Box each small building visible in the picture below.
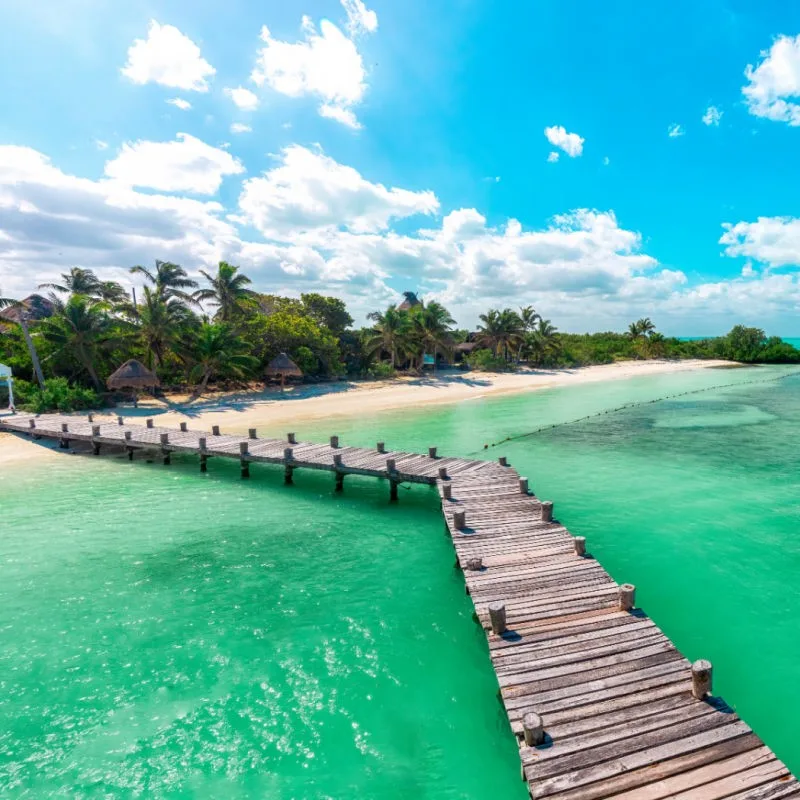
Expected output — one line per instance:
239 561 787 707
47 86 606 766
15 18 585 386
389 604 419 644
0 363 15 412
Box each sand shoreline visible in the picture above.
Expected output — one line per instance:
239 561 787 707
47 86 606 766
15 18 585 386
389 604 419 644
0 359 733 467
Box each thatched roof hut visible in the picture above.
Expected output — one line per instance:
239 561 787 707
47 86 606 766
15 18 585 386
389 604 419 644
0 294 54 327
107 359 160 390
265 353 302 390
397 291 421 312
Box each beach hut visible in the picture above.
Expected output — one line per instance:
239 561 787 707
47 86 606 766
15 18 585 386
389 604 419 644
0 363 15 412
266 352 303 391
107 359 159 407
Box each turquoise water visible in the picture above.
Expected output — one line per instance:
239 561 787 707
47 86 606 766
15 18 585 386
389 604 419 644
2 363 800 795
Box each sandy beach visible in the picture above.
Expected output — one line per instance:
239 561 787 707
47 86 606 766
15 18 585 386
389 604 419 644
0 359 732 467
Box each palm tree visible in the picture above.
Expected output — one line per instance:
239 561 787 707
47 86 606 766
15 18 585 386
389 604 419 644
526 319 560 366
647 331 666 359
519 306 540 332
130 260 198 304
410 300 455 373
477 308 524 361
38 267 102 297
127 286 195 368
194 262 257 323
187 323 259 398
0 296 46 388
627 318 658 358
38 295 116 390
365 306 411 368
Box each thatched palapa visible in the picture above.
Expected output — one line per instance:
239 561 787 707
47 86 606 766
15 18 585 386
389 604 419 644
107 359 160 390
265 352 302 390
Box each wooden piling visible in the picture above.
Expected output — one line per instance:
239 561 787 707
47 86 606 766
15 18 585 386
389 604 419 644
386 458 396 473
618 583 636 611
249 428 257 439
199 436 207 472
442 483 452 500
498 456 508 466
60 422 69 449
124 430 133 460
160 433 170 465
692 659 713 699
438 466 448 480
284 447 294 484
240 442 250 478
389 480 398 502
180 422 188 432
287 432 296 444
87 413 94 423
212 425 220 436
429 446 437 459
117 416 124 426
465 556 482 571
453 510 466 530
522 712 545 747
146 419 154 428
488 601 507 635
377 441 385 453
28 419 35 429
574 536 586 556
330 435 339 448
540 501 553 522
519 476 529 494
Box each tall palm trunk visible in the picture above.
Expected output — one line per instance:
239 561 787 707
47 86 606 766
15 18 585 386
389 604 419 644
18 316 45 388
77 343 102 391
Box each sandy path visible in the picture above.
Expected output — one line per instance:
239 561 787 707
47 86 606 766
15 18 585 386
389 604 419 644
0 360 732 466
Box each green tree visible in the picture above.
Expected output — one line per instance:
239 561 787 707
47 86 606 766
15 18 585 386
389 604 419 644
410 300 455 372
38 267 103 298
722 325 766 362
0 296 46 387
128 286 196 368
301 293 354 335
130 260 198 304
195 262 257 323
365 306 412 368
477 308 524 360
187 323 259 397
526 318 560 366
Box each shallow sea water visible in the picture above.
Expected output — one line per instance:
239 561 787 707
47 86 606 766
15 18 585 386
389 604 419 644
2 363 799 796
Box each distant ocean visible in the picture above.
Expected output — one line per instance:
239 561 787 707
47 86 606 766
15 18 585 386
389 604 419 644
682 336 800 348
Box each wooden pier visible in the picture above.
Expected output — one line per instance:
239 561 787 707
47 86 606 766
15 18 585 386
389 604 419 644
2 412 797 799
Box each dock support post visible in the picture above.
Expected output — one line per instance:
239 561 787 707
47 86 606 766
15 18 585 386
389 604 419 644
429 446 437 459
330 435 339 449
146 419 154 429
522 712 545 746
333 453 344 491
284 447 294 484
59 422 69 449
692 660 713 699
465 557 483 571
248 429 257 440
87 413 94 423
540 501 553 522
489 602 507 635
574 536 586 556
619 583 636 611
199 437 207 472
498 456 508 466
438 466 448 480
287 432 296 444
390 480 398 502
377 441 385 453
159 433 171 465
453 510 466 530
212 425 220 436
92 425 101 455
239 441 250 478
180 422 188 432
519 477 529 494
117 416 124 426
124 430 133 460
442 483 452 500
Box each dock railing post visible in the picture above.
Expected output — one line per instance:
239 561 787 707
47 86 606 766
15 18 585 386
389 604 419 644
574 536 586 556
91 425 101 455
438 466 448 480
333 453 344 491
522 712 545 747
442 483 452 500
118 416 124 426
284 447 294 484
124 430 133 460
198 436 208 472
377 441 385 453
489 602 507 635
386 458 398 501
498 456 508 466
330 435 339 449
287 433 296 444
146 419 154 429
60 422 69 449
519 477 529 494
692 660 713 699
160 432 171 465
453 510 466 530
429 446 437 459
212 425 220 436
540 501 553 522
239 441 250 478
87 413 94 423
618 583 636 611
248 429 257 440
180 422 188 432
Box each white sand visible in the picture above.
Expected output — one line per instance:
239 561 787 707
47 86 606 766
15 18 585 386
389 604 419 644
0 359 731 466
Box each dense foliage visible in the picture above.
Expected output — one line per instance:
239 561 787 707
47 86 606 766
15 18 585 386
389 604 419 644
1 265 799 412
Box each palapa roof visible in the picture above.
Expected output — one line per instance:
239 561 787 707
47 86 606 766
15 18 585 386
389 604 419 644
265 352 303 377
0 294 55 324
107 359 160 390
397 291 421 312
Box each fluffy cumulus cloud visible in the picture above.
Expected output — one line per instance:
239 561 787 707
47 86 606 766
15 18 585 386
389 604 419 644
121 21 215 92
667 123 685 138
702 105 722 126
238 145 439 239
544 126 584 157
224 86 259 110
341 0 378 36
104 133 244 194
743 35 800 125
720 216 800 268
251 17 367 128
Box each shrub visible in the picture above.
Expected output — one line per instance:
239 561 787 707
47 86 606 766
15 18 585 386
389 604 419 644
466 348 515 372
366 361 396 379
14 377 101 413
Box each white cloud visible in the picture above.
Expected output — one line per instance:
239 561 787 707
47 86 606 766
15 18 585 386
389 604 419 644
230 123 252 134
121 20 215 92
743 35 800 125
702 105 722 126
167 97 192 110
544 126 584 157
603 156 610 166
547 151 559 163
341 0 378 36
94 140 109 151
224 86 259 110
251 19 366 128
238 145 439 239
668 123 685 138
720 216 800 268
104 133 244 194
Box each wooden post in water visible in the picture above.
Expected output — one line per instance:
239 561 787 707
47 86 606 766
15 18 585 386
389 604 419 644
377 441 385 453
522 712 545 746
124 430 133 460
160 432 171 465
248 429 257 440
333 453 344 491
146 419 154 429
519 477 529 494
453 510 466 530
386 458 398 501
212 425 220 436
284 447 294 484
489 601 507 635
92 425 101 456
198 436 208 472
619 583 636 611
429 446 437 459
442 483 452 500
287 432 296 444
498 456 508 466
60 422 69 449
180 422 188 432
574 536 586 556
692 659 713 699
239 441 250 478
438 466 448 480
540 501 553 522
330 435 339 449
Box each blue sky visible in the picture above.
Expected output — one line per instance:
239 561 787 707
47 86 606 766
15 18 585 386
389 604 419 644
2 0 800 333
